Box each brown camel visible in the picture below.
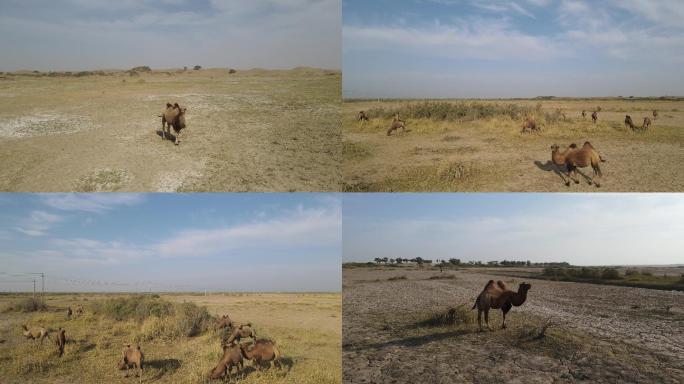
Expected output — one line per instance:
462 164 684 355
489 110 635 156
551 142 605 187
624 115 636 130
591 111 598 123
652 110 658 120
386 114 406 136
581 110 586 119
521 117 540 134
472 280 531 331
642 116 652 131
357 111 369 121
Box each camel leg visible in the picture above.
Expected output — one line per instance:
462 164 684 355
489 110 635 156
484 309 491 331
477 309 483 331
502 303 512 329
567 166 579 184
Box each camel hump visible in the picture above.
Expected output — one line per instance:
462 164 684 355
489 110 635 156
496 280 508 290
484 279 495 290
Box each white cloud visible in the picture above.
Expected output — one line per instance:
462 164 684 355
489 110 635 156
344 18 565 61
40 194 145 213
155 204 341 258
14 210 63 237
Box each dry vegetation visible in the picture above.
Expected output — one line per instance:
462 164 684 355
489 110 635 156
0 292 341 383
343 98 684 191
0 67 341 192
343 266 684 383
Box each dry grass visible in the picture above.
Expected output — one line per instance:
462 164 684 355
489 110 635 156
0 68 341 192
343 98 684 191
0 293 341 384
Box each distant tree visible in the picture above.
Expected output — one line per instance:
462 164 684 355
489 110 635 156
193 65 202 70
382 257 389 264
183 66 188 71
374 258 381 264
228 68 237 74
389 258 395 264
395 258 403 264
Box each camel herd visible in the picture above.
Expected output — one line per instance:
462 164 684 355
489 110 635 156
17 306 284 382
357 107 659 137
210 314 283 382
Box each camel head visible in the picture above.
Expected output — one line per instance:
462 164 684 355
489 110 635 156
518 282 531 293
550 144 560 152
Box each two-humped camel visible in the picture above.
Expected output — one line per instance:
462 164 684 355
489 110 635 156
472 280 531 331
551 142 605 187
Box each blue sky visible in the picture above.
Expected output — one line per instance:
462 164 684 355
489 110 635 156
343 193 684 266
0 194 341 292
343 0 684 98
0 0 340 71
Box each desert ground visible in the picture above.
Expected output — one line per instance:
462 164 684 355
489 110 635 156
342 267 684 383
0 292 341 383
343 99 684 191
0 68 340 192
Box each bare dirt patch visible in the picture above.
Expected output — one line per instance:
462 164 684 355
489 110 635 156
0 69 340 192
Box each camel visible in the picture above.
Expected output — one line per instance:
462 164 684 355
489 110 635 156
215 314 234 331
521 117 541 134
472 280 531 331
209 342 243 381
551 142 605 187
624 115 636 130
118 344 144 382
357 111 369 122
160 103 187 145
22 325 50 344
642 116 651 131
386 114 406 136
239 339 282 370
652 109 658 120
591 111 598 123
581 110 586 119
56 328 66 357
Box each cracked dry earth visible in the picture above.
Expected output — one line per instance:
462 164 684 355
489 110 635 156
343 268 684 383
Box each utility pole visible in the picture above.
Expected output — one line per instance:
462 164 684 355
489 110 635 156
41 273 44 303
33 279 36 299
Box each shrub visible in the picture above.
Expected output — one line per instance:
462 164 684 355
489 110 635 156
416 305 473 327
3 297 48 313
387 275 407 281
193 65 202 70
365 101 536 122
228 68 237 74
600 268 620 280
92 295 173 322
95 295 213 340
130 66 151 72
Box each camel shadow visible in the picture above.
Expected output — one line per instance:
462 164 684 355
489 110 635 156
146 358 181 381
238 358 293 379
534 160 570 185
348 329 471 352
155 130 177 141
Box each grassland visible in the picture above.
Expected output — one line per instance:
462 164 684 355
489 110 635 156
0 67 341 192
0 292 341 383
343 98 684 191
343 267 684 383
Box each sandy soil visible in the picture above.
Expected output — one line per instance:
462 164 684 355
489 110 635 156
0 68 341 192
342 268 684 383
343 99 684 192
